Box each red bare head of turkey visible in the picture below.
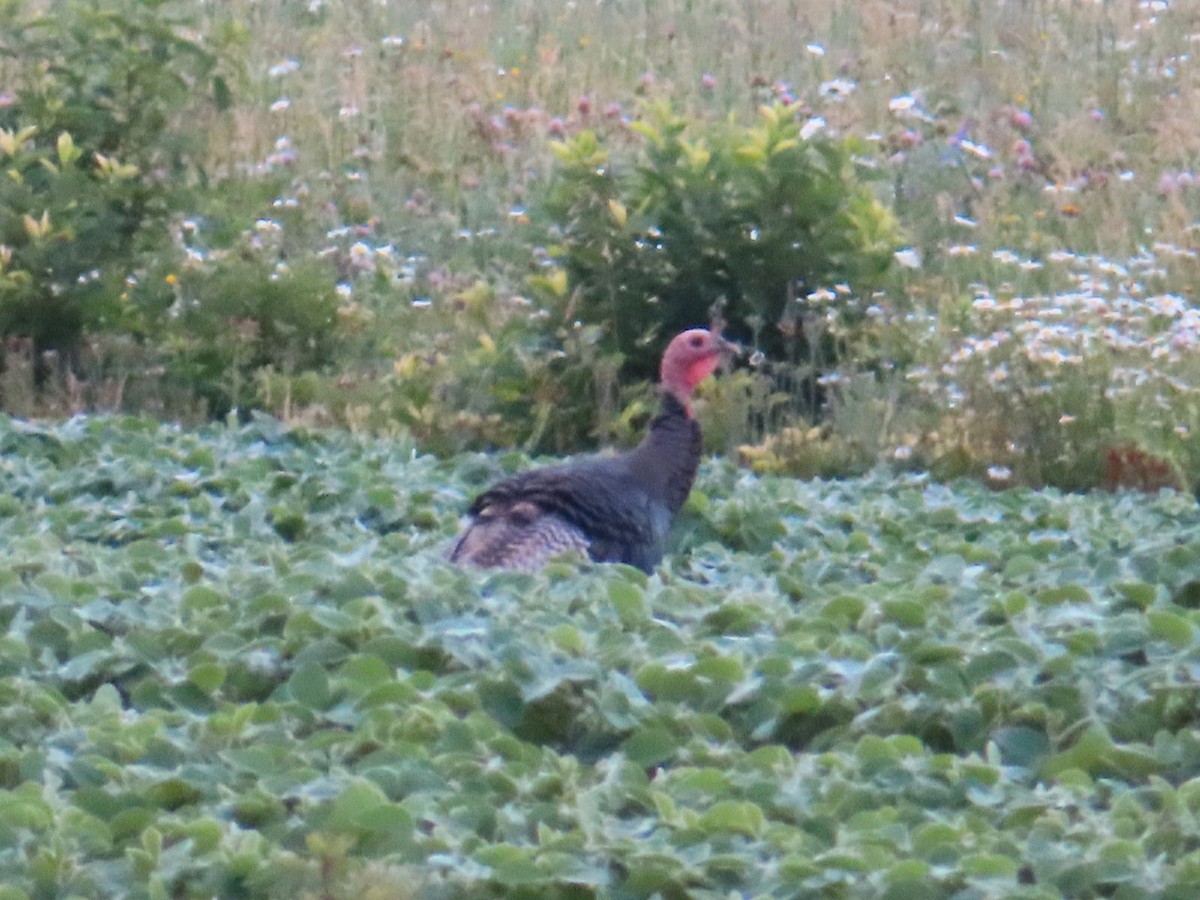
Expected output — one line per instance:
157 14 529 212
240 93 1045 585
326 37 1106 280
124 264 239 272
659 328 734 411
448 327 735 574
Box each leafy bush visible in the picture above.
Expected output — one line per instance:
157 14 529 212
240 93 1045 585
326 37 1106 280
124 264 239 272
0 128 142 377
541 102 900 379
260 277 620 455
162 257 342 417
0 0 233 383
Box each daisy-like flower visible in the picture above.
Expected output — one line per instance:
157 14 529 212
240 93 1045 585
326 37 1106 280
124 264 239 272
800 117 826 140
958 138 992 160
268 58 300 77
348 241 375 274
820 78 856 99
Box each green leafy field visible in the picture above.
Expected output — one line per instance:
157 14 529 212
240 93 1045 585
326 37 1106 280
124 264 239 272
3 415 1200 898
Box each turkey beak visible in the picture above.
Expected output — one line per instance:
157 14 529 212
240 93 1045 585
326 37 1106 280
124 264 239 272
714 334 741 360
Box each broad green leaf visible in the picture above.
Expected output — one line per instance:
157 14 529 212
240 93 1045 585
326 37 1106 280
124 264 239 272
882 598 926 627
188 662 226 694
1148 610 1193 648
608 580 645 624
548 623 586 655
1002 554 1039 579
1037 583 1091 605
622 727 679 767
473 843 542 886
1115 581 1158 609
697 800 765 838
1042 725 1164 780
288 663 332 709
182 586 227 614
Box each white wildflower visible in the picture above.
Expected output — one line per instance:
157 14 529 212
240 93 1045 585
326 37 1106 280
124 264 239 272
268 58 300 77
820 78 856 99
959 139 992 160
800 117 826 140
348 241 376 273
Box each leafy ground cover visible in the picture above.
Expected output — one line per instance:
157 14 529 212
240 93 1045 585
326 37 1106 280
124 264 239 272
3 415 1200 897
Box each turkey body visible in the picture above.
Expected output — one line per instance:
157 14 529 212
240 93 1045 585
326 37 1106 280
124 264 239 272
449 392 702 573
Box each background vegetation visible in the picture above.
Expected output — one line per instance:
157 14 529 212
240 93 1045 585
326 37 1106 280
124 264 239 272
6 3 1200 897
2 0 1200 489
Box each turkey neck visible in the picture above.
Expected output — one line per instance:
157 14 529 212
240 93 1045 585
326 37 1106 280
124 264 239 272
625 390 702 514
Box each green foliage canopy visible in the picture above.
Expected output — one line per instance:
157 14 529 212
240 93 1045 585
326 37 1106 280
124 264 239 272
542 102 900 377
0 0 233 362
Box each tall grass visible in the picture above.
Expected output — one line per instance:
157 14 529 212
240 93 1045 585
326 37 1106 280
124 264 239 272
9 0 1200 485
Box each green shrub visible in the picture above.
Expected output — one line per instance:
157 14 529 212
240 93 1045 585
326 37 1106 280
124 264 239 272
540 101 900 380
0 128 142 376
161 257 341 417
269 295 615 456
0 0 234 384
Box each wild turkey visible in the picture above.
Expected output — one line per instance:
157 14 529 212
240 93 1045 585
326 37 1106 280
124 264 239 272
448 328 733 573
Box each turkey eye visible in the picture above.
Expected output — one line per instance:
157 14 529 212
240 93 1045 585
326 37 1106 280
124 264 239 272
689 335 704 348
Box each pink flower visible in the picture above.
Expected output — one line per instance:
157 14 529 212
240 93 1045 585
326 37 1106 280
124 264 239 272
577 96 591 116
1011 138 1037 170
700 73 717 90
